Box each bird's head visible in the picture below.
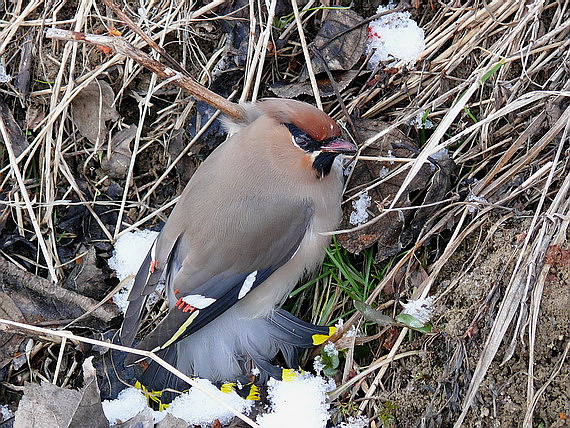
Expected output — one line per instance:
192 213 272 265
240 99 358 179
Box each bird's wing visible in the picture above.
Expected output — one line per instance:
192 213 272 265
120 199 314 352
120 232 181 347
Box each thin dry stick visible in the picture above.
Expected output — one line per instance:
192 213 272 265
330 350 423 400
116 197 179 239
114 68 158 238
0 256 120 322
0 113 58 282
239 0 257 103
64 276 132 329
454 139 569 427
189 0 226 19
100 0 189 76
525 124 569 418
291 0 322 110
0 318 260 428
43 0 93 275
388 73 481 209
45 29 245 120
52 336 67 385
251 0 278 101
523 340 570 427
58 157 114 242
0 0 42 55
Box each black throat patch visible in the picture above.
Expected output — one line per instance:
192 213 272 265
312 152 338 178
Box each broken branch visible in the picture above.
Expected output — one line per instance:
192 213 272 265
45 28 246 121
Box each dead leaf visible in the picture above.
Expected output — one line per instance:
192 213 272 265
64 246 108 300
303 9 367 77
155 413 190 428
101 124 136 179
545 245 570 267
14 357 108 428
0 292 26 369
0 95 28 157
71 79 119 145
354 300 394 326
25 105 46 129
269 70 358 99
115 408 154 428
0 256 120 324
338 119 455 262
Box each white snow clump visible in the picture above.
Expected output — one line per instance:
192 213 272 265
366 4 425 68
108 229 159 312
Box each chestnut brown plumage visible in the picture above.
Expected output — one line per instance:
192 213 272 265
120 99 356 400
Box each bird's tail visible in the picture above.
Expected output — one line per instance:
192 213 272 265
136 345 186 406
263 308 336 377
132 307 335 404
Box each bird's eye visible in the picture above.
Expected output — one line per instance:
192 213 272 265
284 123 320 152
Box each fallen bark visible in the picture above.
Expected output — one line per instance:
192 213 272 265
0 257 120 323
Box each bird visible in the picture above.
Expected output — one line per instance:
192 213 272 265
120 98 357 402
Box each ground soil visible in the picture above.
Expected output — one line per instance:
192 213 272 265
381 218 569 427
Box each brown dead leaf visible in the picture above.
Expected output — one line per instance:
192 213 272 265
115 408 155 427
545 245 570 267
14 357 108 428
101 124 136 179
305 9 367 76
338 119 455 262
71 79 120 145
155 413 190 428
0 95 28 157
64 246 108 300
0 292 26 369
269 70 358 99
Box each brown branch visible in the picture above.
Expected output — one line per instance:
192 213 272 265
100 0 190 77
0 257 120 323
45 28 246 121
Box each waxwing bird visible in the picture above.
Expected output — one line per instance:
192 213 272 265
120 98 357 400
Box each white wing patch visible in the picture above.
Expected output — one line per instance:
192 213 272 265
238 271 257 299
181 294 216 309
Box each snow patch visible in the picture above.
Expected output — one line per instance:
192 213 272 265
467 194 488 213
105 373 341 428
410 111 434 129
336 415 369 428
102 387 148 425
167 378 253 427
367 4 425 68
0 64 11 83
349 192 372 226
108 230 159 313
257 373 336 428
0 404 13 423
401 296 435 325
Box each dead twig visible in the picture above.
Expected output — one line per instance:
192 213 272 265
45 29 246 121
0 257 120 323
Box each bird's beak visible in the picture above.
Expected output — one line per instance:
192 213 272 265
320 137 358 155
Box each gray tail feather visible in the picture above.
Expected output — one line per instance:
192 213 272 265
268 308 330 347
261 308 331 379
134 308 331 399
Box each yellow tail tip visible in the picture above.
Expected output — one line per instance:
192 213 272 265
246 384 260 401
281 369 298 382
134 381 168 409
312 326 337 345
220 382 237 393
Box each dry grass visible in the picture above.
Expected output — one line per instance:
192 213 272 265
0 0 568 426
